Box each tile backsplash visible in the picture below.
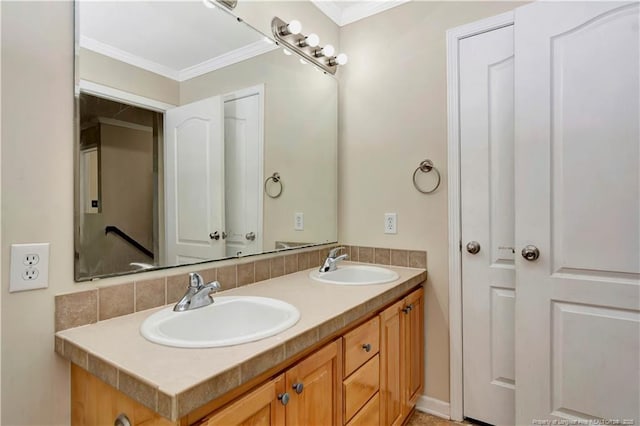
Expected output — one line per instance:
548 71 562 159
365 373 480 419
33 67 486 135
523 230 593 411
55 244 427 332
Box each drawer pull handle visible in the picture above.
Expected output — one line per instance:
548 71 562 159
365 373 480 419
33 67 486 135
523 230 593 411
114 414 131 426
278 392 290 405
362 343 372 352
292 382 304 394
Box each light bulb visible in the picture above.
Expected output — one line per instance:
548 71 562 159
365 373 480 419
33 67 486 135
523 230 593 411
283 48 292 56
321 44 335 57
202 0 216 8
336 53 348 65
299 58 308 65
306 33 320 47
287 20 302 35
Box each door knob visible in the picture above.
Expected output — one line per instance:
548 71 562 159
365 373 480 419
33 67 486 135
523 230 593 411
521 245 540 261
210 231 220 240
466 241 481 254
221 231 227 240
245 232 256 241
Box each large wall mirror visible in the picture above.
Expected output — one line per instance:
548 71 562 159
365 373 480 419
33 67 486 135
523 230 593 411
74 1 338 281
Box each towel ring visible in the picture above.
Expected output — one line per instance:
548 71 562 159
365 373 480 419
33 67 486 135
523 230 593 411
264 172 283 198
412 159 441 194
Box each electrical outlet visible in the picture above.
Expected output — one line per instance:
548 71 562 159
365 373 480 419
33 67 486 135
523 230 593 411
294 212 304 231
384 213 397 234
10 243 50 292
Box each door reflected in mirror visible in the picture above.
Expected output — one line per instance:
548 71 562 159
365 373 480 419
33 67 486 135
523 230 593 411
75 1 338 281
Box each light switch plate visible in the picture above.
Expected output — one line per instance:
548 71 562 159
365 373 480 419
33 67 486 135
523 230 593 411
10 243 50 292
294 212 304 231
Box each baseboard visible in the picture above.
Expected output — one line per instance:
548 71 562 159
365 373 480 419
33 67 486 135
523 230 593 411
415 395 451 420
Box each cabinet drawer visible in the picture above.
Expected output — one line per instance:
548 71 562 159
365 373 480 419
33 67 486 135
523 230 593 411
346 392 380 426
343 354 379 422
343 316 379 376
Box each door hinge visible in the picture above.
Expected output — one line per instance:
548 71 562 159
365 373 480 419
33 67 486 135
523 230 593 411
459 240 462 251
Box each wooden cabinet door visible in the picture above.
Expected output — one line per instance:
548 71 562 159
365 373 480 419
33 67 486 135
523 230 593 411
285 340 342 426
379 299 404 426
404 287 424 411
200 375 285 426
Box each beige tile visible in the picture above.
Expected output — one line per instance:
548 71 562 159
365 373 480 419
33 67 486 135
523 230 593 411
270 256 284 278
55 289 98 332
63 341 88 369
350 246 359 262
217 265 237 289
88 354 118 388
167 273 188 304
200 268 217 284
254 259 270 282
119 370 158 411
297 252 310 271
157 392 174 421
409 251 427 269
342 303 369 327
177 367 241 417
240 345 286 382
54 336 64 356
284 254 298 274
374 248 391 265
318 316 345 341
237 262 255 287
390 249 409 267
285 328 319 358
135 278 166 312
98 283 134 321
358 246 374 263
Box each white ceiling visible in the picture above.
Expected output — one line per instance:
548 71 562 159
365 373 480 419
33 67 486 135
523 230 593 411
310 0 410 27
79 1 276 82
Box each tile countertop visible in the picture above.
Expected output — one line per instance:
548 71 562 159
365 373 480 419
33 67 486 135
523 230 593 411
55 262 426 421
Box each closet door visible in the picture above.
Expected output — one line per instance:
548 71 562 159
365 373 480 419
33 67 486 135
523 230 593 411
515 2 639 424
460 24 515 426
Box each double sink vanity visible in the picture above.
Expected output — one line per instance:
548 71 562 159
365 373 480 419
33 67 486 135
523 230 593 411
56 256 426 426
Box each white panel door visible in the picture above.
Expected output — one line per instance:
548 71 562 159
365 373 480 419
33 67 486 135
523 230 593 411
460 24 516 426
515 2 640 424
223 89 263 258
165 96 225 264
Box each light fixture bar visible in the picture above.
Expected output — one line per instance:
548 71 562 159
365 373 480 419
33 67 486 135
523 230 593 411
271 17 341 75
216 0 237 10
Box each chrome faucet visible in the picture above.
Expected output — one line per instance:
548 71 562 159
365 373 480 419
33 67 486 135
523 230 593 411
173 272 221 312
319 247 348 273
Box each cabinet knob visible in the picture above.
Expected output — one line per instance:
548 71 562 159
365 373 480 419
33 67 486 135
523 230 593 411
362 343 372 352
277 392 290 406
292 382 304 394
114 414 131 426
402 304 413 314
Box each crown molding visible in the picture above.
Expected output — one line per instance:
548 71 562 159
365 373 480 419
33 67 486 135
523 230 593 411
80 36 277 83
80 36 179 81
310 0 410 27
178 40 277 82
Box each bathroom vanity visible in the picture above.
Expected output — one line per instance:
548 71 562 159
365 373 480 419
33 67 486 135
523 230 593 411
57 264 425 426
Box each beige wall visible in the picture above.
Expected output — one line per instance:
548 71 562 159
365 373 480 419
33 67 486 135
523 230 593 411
80 48 179 106
338 1 524 403
180 50 338 251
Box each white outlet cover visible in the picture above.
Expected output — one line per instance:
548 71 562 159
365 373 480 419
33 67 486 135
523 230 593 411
294 212 304 231
384 213 397 234
10 243 50 292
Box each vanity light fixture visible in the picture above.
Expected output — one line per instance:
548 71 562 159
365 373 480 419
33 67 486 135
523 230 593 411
203 0 238 10
202 0 217 9
271 16 347 75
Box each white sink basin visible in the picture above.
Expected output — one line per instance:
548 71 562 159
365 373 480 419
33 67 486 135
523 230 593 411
309 265 399 285
140 296 300 348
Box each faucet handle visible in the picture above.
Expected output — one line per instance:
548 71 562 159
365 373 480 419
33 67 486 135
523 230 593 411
189 272 204 289
328 246 346 258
